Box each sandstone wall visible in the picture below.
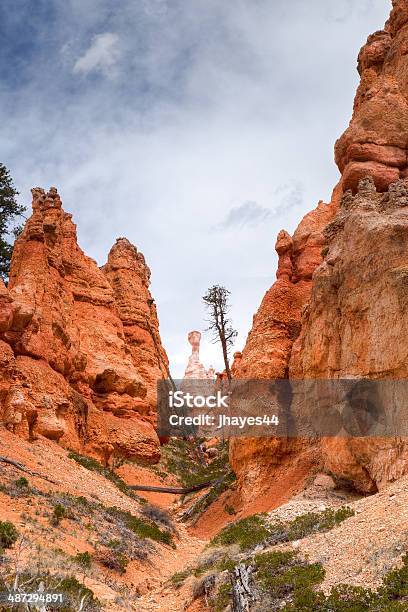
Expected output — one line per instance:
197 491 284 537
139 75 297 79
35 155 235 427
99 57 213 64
231 0 408 499
291 177 408 492
335 0 408 193
230 189 340 501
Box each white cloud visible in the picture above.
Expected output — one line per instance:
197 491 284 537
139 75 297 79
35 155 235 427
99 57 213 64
216 201 273 231
73 32 120 77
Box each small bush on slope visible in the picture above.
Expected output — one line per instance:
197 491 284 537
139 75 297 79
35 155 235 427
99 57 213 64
140 503 174 530
68 451 145 502
211 514 271 550
211 507 355 551
106 505 174 547
51 503 67 525
160 439 234 489
0 521 18 549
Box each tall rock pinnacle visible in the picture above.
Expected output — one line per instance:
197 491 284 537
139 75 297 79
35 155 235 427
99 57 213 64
102 237 169 410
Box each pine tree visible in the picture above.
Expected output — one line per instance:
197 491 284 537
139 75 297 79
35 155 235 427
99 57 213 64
0 164 25 281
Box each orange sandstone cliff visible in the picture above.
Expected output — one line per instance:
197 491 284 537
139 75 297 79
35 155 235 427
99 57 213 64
230 190 341 503
231 0 408 502
0 187 167 465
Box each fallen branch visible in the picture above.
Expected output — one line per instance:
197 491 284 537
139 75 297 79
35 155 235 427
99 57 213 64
0 455 58 485
129 477 224 495
180 486 218 523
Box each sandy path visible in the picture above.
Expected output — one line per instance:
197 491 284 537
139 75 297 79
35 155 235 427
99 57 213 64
136 521 207 612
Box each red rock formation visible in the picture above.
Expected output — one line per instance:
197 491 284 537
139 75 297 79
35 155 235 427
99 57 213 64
102 237 169 411
335 0 408 193
231 0 408 499
234 196 338 381
0 187 164 464
230 188 341 501
291 177 408 491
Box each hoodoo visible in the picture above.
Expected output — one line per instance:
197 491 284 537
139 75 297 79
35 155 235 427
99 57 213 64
0 187 167 464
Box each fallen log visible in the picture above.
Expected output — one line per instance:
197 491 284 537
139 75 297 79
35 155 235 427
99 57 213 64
0 455 58 485
129 476 224 495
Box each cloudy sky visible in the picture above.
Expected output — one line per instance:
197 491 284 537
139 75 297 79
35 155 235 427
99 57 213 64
0 0 391 376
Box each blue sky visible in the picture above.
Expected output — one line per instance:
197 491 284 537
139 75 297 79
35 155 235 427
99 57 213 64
0 0 392 376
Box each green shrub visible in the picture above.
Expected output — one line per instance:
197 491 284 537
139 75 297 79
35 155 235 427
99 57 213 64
106 506 174 546
51 503 67 525
312 584 379 612
204 530 408 611
211 507 355 552
170 569 192 588
194 555 236 578
380 551 408 600
272 551 408 611
161 439 234 489
72 551 92 570
0 521 18 549
98 549 129 574
287 507 355 541
214 582 232 612
15 477 29 488
211 514 270 550
254 550 324 601
59 576 99 610
126 513 174 546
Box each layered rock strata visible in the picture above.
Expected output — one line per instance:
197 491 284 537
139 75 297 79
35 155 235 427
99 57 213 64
291 177 408 492
335 0 408 193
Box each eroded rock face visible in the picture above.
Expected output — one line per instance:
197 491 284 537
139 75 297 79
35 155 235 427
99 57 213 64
230 190 340 501
335 0 408 193
0 187 164 464
234 196 339 382
291 177 408 491
102 237 169 412
231 0 408 499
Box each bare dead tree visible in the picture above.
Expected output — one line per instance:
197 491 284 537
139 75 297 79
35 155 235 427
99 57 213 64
202 285 237 382
230 563 257 611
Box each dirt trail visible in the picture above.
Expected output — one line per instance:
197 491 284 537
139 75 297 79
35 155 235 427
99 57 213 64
136 521 207 612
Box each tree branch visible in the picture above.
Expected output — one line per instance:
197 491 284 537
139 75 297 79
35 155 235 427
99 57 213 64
0 456 58 485
129 477 224 495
